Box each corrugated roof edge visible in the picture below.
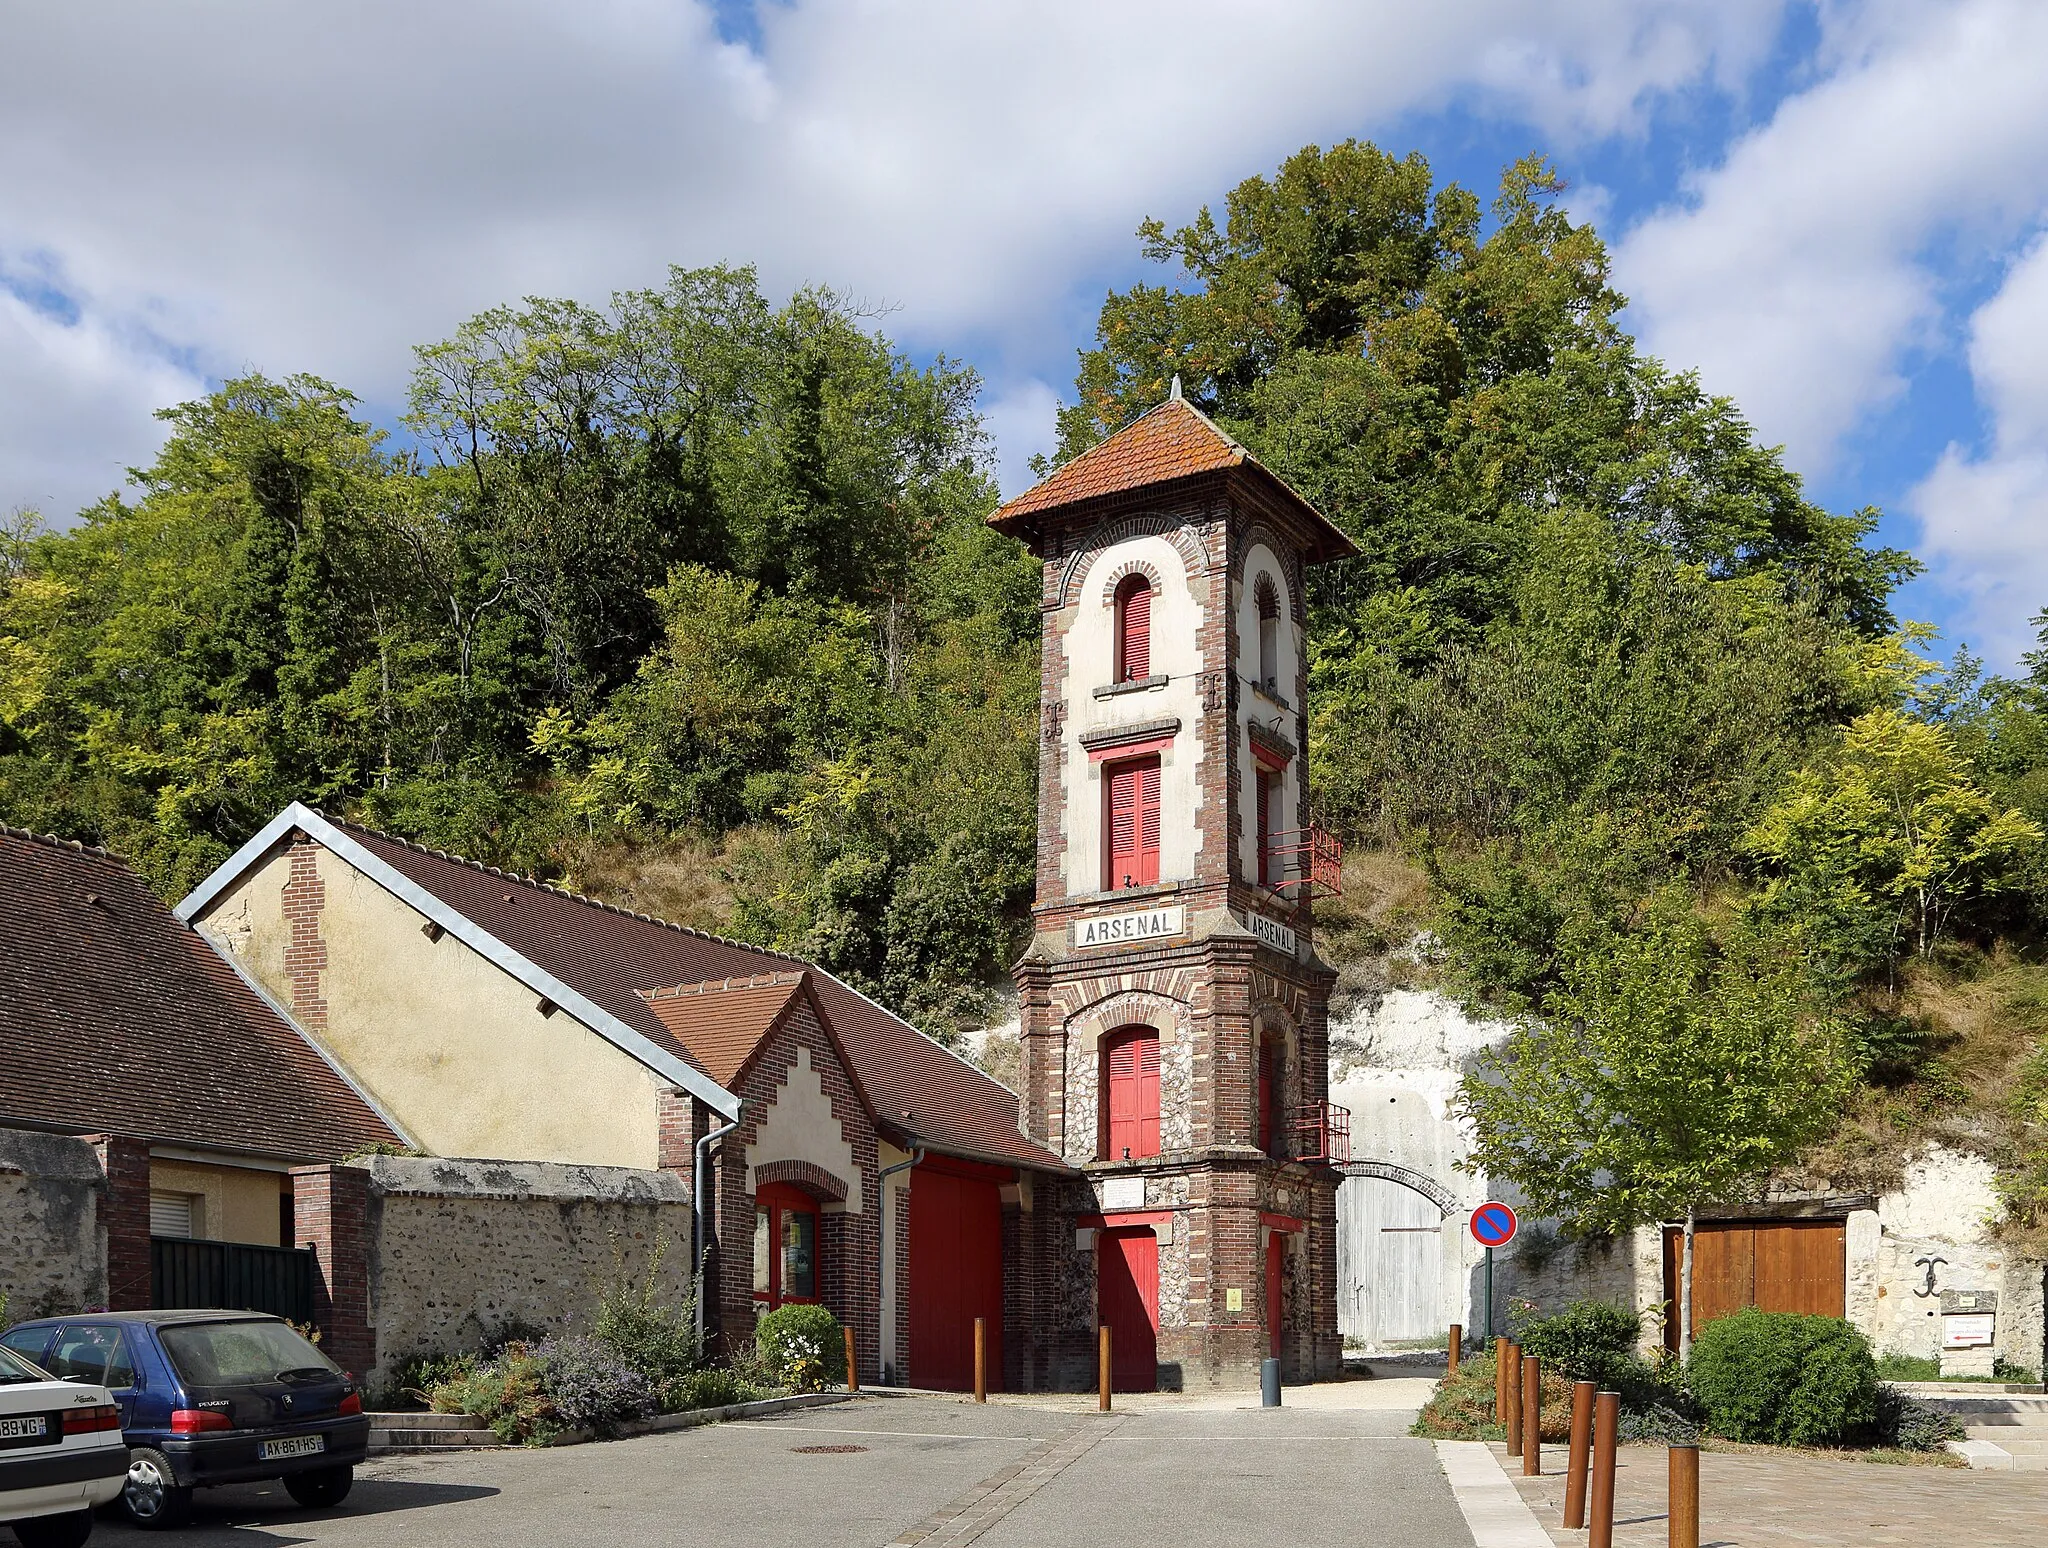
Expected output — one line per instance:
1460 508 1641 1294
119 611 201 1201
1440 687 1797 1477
173 803 742 1121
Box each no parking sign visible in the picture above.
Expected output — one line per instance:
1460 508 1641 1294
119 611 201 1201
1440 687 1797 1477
1470 1201 1518 1249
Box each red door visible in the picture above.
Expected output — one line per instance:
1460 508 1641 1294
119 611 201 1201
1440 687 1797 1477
1266 1232 1286 1359
1099 1228 1158 1391
908 1160 1006 1391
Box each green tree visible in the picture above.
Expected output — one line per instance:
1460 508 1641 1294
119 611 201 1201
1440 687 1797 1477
1455 906 1853 1357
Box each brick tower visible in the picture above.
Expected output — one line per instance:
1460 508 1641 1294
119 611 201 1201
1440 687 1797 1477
991 387 1353 1391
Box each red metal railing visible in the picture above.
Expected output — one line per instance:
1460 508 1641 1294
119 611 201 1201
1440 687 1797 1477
1293 1100 1352 1165
1263 824 1344 897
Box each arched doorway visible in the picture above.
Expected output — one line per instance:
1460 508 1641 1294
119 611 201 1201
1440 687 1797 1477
1336 1162 1456 1348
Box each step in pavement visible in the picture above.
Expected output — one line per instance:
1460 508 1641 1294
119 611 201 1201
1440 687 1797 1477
367 1411 505 1451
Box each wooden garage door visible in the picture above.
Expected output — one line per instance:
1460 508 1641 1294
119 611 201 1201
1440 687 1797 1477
908 1159 1005 1391
1099 1228 1159 1391
1661 1219 1846 1350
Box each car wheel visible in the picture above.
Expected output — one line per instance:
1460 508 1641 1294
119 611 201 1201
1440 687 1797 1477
11 1508 95 1548
282 1465 354 1509
120 1448 193 1530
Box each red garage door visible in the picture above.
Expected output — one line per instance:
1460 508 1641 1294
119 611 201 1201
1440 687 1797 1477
909 1158 1006 1391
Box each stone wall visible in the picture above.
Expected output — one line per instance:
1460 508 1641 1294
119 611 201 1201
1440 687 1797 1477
300 1155 696 1387
0 1129 106 1319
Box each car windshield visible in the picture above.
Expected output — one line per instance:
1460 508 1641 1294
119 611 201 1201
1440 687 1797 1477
159 1321 339 1386
0 1345 50 1384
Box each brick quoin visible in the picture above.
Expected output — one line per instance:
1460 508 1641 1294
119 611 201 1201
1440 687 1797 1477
86 1134 151 1311
282 834 329 1032
291 1164 375 1379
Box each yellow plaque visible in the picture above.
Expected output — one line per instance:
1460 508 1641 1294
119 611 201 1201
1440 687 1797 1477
1226 1287 1243 1313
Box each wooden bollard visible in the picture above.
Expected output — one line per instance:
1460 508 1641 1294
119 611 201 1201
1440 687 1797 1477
1588 1390 1620 1548
1494 1339 1508 1424
1504 1342 1523 1454
1668 1444 1699 1548
1447 1323 1461 1376
1521 1354 1542 1475
1563 1380 1595 1528
973 1317 987 1403
845 1326 859 1393
1098 1324 1112 1412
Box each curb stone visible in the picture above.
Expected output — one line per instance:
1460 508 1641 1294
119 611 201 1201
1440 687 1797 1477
550 1390 854 1445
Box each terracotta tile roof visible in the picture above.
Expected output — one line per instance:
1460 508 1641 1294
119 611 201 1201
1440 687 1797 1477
325 820 1070 1174
0 828 402 1161
988 394 1356 561
641 973 807 1088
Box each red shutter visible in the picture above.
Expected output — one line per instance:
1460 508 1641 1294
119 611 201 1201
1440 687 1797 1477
1107 755 1161 889
1257 1039 1273 1153
1105 1030 1162 1160
1256 770 1273 887
1118 580 1152 682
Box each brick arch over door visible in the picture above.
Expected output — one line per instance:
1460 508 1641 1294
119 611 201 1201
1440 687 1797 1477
753 1158 849 1204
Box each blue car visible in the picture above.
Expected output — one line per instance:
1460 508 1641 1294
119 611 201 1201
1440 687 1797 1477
0 1312 368 1530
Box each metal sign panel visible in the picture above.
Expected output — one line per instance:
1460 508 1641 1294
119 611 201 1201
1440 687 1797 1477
1470 1201 1519 1248
1073 905 1185 950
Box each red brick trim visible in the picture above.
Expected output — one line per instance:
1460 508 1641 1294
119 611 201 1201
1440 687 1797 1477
755 1158 849 1203
282 835 329 1032
291 1165 374 1379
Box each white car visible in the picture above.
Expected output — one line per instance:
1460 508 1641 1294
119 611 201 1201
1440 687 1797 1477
0 1343 127 1548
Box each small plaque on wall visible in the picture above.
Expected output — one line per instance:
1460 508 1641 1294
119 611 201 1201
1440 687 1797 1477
1099 1176 1146 1212
1074 905 1186 950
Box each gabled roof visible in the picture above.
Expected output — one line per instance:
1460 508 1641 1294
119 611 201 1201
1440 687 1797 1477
642 973 810 1088
988 393 1356 562
0 827 404 1162
178 806 1070 1174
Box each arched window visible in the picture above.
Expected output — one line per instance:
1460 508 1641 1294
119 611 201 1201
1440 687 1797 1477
1254 573 1281 692
752 1182 821 1312
1114 574 1153 683
1101 1027 1162 1160
1257 1034 1283 1157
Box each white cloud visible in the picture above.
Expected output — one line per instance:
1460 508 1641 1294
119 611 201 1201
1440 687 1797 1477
0 0 1786 518
1615 0 2048 472
1909 234 2048 666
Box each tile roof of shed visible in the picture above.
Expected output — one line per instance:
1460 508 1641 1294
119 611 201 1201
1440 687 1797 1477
641 973 808 1088
319 819 1069 1174
0 827 403 1161
987 394 1355 561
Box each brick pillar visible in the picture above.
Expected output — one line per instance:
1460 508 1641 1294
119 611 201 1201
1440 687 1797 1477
87 1134 151 1311
292 1165 374 1380
282 834 329 1032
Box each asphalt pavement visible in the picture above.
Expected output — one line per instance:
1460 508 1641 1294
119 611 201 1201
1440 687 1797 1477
81 1392 1480 1548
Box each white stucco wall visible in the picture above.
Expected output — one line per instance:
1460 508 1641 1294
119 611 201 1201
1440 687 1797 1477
1234 542 1302 884
1060 535 1206 895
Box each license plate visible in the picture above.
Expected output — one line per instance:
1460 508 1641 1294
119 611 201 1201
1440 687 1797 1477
260 1434 326 1460
0 1416 47 1441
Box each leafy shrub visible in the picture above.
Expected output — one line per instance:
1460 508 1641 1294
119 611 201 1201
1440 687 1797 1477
1411 1351 1581 1442
1871 1384 1966 1452
754 1304 846 1391
591 1249 700 1410
430 1344 560 1446
1511 1300 1640 1377
536 1335 657 1438
675 1366 773 1411
1688 1310 1878 1446
369 1350 478 1412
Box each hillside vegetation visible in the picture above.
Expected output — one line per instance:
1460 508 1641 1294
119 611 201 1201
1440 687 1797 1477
4 143 2047 1238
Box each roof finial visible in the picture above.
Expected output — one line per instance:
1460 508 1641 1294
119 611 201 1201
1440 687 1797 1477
1169 374 1182 401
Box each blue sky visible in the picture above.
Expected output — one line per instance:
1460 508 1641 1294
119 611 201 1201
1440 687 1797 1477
4 1 2045 664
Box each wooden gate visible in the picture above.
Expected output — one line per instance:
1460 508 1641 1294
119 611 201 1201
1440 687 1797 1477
151 1236 316 1326
1661 1218 1847 1349
1336 1172 1444 1346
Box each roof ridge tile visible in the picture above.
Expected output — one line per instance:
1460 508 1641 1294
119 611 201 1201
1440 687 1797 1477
0 824 125 863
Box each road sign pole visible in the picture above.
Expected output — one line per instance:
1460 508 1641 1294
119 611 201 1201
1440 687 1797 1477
1486 1245 1495 1341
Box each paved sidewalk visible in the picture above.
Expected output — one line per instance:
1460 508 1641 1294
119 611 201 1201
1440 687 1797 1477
1496 1440 2048 1547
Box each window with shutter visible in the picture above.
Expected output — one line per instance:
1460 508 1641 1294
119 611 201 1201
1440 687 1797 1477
1256 769 1274 887
1114 575 1152 683
1105 754 1162 889
1257 1038 1275 1153
1255 573 1280 690
150 1192 196 1239
1103 1028 1162 1160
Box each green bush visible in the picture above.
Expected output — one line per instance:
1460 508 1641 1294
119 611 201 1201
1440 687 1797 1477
1871 1384 1966 1452
1511 1301 1641 1377
592 1260 700 1410
1688 1309 1878 1447
754 1305 846 1391
1874 1351 1941 1382
675 1367 773 1410
429 1344 561 1446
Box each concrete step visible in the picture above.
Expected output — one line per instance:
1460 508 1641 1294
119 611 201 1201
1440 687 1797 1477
1911 1394 2048 1423
366 1412 504 1451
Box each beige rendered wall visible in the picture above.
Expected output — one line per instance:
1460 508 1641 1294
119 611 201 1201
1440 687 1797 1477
150 1159 284 1246
196 841 665 1168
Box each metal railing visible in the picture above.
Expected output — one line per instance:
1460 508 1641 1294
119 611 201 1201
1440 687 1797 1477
1262 824 1344 897
1293 1101 1352 1165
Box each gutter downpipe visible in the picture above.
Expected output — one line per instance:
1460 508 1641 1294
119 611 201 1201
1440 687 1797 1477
694 1105 743 1358
877 1145 926 1385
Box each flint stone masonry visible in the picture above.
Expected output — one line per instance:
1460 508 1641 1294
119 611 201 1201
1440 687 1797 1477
336 1155 695 1386
0 1129 107 1317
